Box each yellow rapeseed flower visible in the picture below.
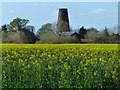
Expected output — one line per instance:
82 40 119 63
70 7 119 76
27 64 30 68
112 75 116 79
61 72 64 77
94 72 97 76
2 71 5 74
48 65 52 70
111 71 116 75
77 70 80 73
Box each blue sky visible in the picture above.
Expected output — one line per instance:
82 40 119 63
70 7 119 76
2 2 118 32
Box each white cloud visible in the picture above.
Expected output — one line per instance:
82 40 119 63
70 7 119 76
78 8 108 17
92 8 107 14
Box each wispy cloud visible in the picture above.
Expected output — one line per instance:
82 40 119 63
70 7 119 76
91 8 107 14
78 8 108 17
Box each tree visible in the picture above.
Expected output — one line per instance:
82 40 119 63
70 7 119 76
1 24 7 32
37 23 53 36
25 25 35 32
100 27 109 43
0 24 8 43
101 27 109 37
86 28 98 43
78 26 87 39
7 17 29 31
109 33 120 44
108 26 119 35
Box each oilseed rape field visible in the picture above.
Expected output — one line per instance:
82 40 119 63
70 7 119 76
1 44 120 88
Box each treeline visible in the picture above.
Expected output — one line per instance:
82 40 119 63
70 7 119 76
36 23 120 44
75 26 120 44
0 17 120 44
0 18 38 44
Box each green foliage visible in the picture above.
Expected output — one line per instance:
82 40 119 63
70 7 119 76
0 31 11 43
101 27 109 38
1 24 7 32
78 26 87 39
7 17 29 31
1 17 120 44
98 27 110 43
36 32 79 44
0 18 37 44
2 44 120 88
86 28 98 43
25 26 35 32
37 23 53 36
0 31 36 44
108 33 120 44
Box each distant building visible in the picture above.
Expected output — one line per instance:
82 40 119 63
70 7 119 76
56 8 70 33
55 8 80 40
56 31 77 36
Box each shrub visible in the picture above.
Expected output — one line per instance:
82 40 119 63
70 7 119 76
36 32 79 44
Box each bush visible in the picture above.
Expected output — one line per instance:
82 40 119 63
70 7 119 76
36 32 79 44
0 31 36 44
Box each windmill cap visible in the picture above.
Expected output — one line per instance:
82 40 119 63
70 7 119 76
59 8 68 10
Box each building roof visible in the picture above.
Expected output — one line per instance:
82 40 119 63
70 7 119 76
56 31 77 36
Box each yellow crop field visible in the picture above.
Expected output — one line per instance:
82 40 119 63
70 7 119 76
1 44 120 88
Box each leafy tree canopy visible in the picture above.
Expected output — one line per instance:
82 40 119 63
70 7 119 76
101 27 109 37
37 23 52 36
78 26 87 39
0 24 7 32
7 17 29 31
25 25 35 32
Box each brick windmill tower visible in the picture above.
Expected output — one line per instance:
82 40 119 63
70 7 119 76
56 8 70 33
